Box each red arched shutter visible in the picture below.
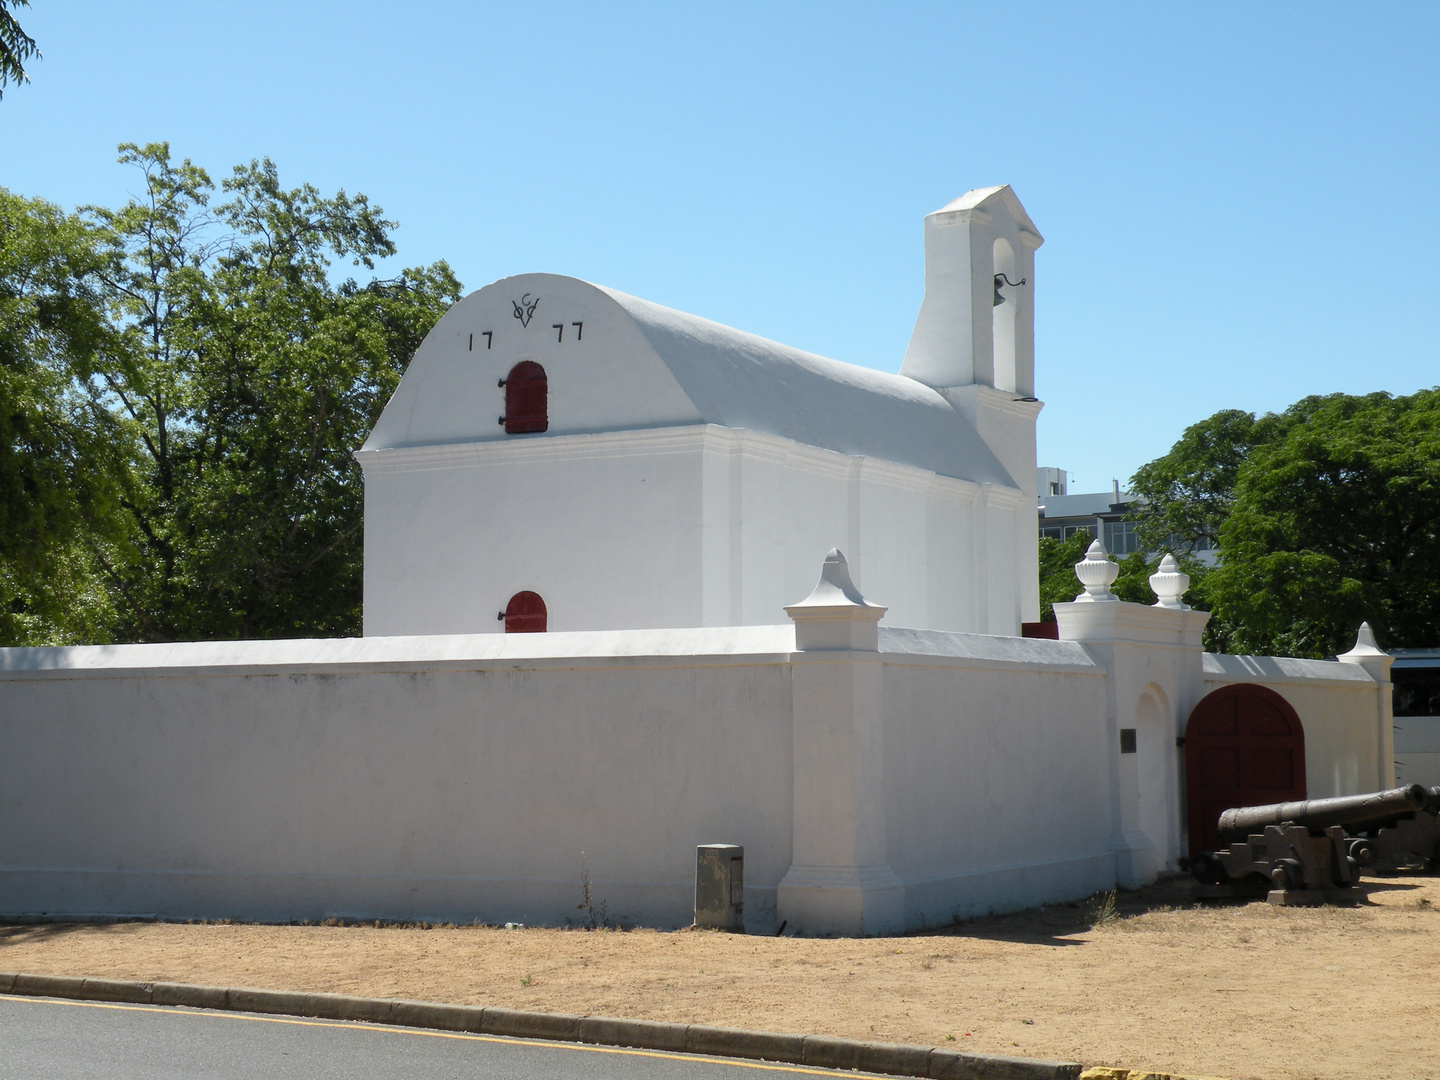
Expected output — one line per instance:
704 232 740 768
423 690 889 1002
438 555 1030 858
1184 684 1306 856
503 591 547 633
502 361 547 434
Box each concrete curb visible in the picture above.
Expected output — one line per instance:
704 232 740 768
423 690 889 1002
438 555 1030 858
0 971 1081 1080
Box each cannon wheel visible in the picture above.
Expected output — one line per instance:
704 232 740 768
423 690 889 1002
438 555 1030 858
1185 684 1306 858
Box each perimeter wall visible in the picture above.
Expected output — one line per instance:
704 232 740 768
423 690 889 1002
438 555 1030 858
0 603 1393 934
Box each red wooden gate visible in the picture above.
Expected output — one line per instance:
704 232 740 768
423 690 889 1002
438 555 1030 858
503 591 547 633
1184 684 1305 857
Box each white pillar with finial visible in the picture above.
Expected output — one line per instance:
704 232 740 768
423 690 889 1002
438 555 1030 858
778 549 904 936
1053 547 1210 887
1339 622 1397 789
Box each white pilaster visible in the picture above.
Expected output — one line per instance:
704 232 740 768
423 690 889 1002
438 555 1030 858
778 550 904 935
1338 622 1397 790
1055 574 1210 885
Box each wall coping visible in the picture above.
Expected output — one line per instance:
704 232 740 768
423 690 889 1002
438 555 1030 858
1202 652 1376 685
1053 599 1209 649
0 624 1108 681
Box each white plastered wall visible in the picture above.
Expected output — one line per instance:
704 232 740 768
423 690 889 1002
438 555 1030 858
361 429 710 635
0 630 797 928
0 612 1398 930
876 634 1114 926
697 429 1027 635
1054 600 1212 881
0 627 1118 931
365 425 1032 637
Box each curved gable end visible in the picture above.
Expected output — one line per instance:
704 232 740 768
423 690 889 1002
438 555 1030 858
363 274 700 452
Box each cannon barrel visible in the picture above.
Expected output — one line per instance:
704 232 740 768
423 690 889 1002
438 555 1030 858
1347 785 1440 836
1217 784 1426 843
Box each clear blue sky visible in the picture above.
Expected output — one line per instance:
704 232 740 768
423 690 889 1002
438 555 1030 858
5 2 1437 492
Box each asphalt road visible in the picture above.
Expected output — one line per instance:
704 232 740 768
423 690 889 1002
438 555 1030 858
0 995 875 1080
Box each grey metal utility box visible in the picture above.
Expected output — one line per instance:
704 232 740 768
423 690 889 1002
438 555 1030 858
694 844 744 931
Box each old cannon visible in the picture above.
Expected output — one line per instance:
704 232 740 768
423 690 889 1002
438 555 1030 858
1192 784 1427 905
1346 785 1440 872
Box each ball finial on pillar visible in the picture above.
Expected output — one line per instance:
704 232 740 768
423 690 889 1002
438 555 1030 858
1149 553 1191 610
1073 539 1119 602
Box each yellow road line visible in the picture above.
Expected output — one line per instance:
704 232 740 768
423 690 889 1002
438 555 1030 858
0 994 861 1077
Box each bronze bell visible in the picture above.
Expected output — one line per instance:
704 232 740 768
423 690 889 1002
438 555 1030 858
993 273 1025 306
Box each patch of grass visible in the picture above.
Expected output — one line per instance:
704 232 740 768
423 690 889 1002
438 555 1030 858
1089 890 1118 928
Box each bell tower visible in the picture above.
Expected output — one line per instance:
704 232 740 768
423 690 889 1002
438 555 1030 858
899 185 1044 498
900 185 1042 395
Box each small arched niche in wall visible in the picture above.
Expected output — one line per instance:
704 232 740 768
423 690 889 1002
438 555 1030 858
1134 688 1171 856
500 361 548 434
502 591 547 633
992 237 1018 393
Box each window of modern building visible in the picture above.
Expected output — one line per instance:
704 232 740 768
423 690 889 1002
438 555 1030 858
1103 519 1139 555
1394 667 1440 718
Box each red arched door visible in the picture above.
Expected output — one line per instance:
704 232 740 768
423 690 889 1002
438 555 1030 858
501 361 547 434
1185 684 1305 856
503 591 547 633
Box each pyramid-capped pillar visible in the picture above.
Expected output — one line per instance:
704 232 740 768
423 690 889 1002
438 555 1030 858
784 548 887 651
1338 623 1397 790
779 548 903 935
1338 622 1393 680
899 185 1043 395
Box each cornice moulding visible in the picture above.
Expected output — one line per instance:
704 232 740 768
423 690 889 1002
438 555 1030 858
354 424 1024 506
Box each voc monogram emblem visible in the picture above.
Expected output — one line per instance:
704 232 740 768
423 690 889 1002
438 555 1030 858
511 293 540 328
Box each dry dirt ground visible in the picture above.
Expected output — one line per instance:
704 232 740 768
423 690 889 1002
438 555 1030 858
4 871 1439 1080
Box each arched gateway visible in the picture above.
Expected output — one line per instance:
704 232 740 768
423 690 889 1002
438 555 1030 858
1185 684 1306 856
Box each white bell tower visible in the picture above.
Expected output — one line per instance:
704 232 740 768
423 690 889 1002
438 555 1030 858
899 185 1044 498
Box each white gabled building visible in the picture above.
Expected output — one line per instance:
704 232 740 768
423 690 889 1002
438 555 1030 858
0 184 1398 936
358 186 1044 638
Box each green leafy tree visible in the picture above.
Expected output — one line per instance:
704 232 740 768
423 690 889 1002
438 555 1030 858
87 143 460 640
0 0 37 97
1208 391 1440 657
1111 550 1164 606
1129 409 1279 556
0 189 132 643
1130 390 1440 657
1037 532 1089 620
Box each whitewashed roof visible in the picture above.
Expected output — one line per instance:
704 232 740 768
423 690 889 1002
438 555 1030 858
363 273 1015 488
598 285 1014 486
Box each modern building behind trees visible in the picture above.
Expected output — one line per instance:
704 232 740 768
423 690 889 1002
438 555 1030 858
1037 467 1216 562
